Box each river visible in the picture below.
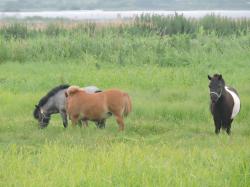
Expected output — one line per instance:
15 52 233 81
1 10 250 20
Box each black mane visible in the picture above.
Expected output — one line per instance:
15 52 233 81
33 84 70 119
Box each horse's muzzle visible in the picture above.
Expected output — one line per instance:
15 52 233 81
39 122 48 129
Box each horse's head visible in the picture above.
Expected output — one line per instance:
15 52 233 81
33 105 51 128
208 74 225 103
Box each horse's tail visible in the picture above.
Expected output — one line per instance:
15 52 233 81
65 86 81 97
123 93 132 117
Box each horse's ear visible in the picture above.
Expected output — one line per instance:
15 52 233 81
208 75 212 80
218 74 222 80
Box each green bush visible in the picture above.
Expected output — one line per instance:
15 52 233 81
0 23 28 39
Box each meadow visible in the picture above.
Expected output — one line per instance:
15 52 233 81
0 16 250 186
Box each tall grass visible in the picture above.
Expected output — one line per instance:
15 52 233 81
133 14 250 36
0 15 250 64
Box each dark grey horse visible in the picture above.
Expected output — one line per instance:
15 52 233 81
33 84 105 128
208 74 240 134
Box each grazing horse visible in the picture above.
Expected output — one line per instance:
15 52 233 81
33 85 103 128
208 74 240 134
65 86 132 131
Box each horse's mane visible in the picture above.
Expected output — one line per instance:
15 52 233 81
33 84 70 119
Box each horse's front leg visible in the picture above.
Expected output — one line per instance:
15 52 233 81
82 120 88 127
213 116 221 134
70 114 79 127
59 110 68 128
226 119 233 135
96 119 106 129
211 105 221 134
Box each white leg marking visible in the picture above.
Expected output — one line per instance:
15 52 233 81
225 86 240 119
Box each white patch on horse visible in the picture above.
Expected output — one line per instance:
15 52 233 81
82 86 101 94
225 86 240 119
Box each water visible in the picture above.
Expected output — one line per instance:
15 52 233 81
1 10 250 20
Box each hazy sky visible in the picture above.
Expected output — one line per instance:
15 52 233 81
0 0 250 11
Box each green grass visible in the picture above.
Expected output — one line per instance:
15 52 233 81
0 21 250 186
1 62 250 186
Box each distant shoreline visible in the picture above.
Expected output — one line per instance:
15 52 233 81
1 10 250 20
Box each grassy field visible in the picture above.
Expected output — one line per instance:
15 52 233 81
0 18 250 186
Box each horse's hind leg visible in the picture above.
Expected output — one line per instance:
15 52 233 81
115 115 125 131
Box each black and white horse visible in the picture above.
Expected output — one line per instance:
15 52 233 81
208 74 240 134
33 84 104 128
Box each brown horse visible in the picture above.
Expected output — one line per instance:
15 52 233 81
65 86 132 131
